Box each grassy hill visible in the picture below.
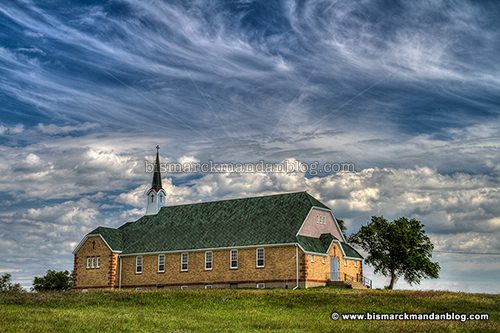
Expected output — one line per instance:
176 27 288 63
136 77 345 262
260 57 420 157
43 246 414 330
0 288 498 332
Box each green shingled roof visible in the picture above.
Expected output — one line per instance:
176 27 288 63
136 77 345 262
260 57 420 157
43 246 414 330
88 226 123 252
296 234 363 259
86 191 361 258
296 234 336 253
340 242 364 259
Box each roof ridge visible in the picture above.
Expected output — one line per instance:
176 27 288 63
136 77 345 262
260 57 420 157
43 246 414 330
156 190 309 210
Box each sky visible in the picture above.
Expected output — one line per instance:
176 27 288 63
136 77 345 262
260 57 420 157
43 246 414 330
0 0 499 292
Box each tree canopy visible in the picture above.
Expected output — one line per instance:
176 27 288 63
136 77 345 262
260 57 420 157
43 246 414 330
335 218 347 238
0 273 23 292
349 216 440 289
32 270 72 292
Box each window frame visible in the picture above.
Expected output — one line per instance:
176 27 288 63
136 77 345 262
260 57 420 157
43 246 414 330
256 283 265 289
316 215 326 224
204 251 213 271
343 258 347 267
354 260 358 268
86 257 90 269
136 255 143 274
311 255 315 263
256 248 265 268
230 249 238 269
158 254 165 273
180 252 189 272
96 256 100 268
91 256 95 268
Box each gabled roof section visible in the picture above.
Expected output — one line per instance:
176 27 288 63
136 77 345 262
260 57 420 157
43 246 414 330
297 233 363 259
340 242 364 259
303 193 330 210
86 191 330 255
296 234 336 253
88 226 123 252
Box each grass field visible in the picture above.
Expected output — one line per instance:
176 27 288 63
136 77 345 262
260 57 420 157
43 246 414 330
0 288 498 332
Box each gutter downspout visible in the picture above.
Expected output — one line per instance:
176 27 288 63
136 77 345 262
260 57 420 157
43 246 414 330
118 256 122 290
293 244 299 290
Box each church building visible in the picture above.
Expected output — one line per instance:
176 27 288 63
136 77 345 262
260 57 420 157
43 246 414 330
72 148 368 290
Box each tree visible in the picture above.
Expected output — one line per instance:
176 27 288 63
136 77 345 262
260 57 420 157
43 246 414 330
335 218 347 234
0 273 24 292
349 216 440 289
335 218 348 239
32 270 72 292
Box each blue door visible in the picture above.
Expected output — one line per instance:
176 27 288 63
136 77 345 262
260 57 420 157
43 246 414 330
330 257 340 281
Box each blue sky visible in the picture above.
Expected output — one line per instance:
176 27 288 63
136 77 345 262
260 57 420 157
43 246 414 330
0 0 499 292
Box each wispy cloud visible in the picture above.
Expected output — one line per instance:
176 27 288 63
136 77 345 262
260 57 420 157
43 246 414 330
0 0 499 291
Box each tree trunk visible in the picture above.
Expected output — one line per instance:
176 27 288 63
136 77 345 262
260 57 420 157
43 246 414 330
388 271 397 289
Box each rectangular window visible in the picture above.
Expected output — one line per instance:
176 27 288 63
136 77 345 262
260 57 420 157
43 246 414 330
256 283 265 289
316 215 326 224
158 254 165 272
322 256 325 264
91 256 95 268
343 259 347 266
311 255 315 263
256 248 265 268
136 256 143 274
230 249 238 269
86 257 90 269
205 251 213 270
181 252 189 271
96 256 100 268
205 285 212 289
354 260 358 268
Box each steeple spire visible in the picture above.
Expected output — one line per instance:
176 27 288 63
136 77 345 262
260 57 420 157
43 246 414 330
151 145 162 192
145 145 166 216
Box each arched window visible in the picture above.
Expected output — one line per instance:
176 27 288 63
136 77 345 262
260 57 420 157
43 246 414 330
151 194 154 202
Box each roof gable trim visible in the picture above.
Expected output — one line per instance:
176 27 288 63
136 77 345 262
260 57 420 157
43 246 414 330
72 234 123 254
295 206 346 242
326 239 364 260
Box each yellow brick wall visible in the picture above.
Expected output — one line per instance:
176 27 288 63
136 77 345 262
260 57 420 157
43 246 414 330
73 236 115 288
119 245 298 287
340 256 363 282
304 242 363 284
73 238 362 289
303 254 330 281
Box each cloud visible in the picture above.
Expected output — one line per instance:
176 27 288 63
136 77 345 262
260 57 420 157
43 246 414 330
0 0 499 292
36 123 99 135
0 123 24 135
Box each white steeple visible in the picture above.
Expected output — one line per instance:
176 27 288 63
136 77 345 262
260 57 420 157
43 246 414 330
145 145 166 215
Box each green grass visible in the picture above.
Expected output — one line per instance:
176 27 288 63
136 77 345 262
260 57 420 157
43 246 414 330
0 288 498 332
